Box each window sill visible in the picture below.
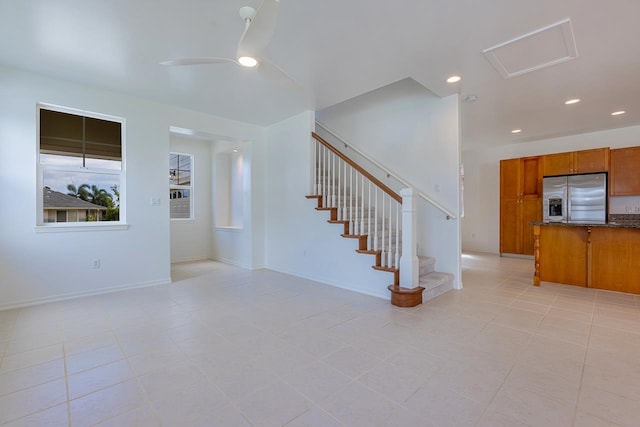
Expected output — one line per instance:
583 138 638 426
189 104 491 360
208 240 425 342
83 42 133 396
35 223 130 233
215 225 243 233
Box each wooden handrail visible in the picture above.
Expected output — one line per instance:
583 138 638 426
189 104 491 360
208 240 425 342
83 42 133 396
312 132 402 204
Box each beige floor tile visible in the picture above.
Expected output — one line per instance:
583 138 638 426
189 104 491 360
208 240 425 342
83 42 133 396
65 343 125 375
281 360 352 402
68 359 133 400
519 335 586 383
94 405 160 427
404 379 485 427
578 384 640 426
583 348 640 401
236 381 312 427
5 253 640 425
486 384 575 427
322 346 384 379
0 378 67 424
69 379 145 426
0 402 68 427
0 359 65 397
0 343 63 374
201 358 279 401
505 362 580 405
285 406 344 427
320 381 398 427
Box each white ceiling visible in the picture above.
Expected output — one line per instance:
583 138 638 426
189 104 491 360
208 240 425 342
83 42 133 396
1 0 639 150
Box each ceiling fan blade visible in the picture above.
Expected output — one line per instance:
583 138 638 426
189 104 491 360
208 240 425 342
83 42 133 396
160 57 237 66
237 0 280 58
258 59 303 91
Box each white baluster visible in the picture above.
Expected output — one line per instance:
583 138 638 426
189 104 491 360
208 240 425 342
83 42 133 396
388 197 393 268
381 193 386 267
354 171 359 234
310 138 315 195
315 142 320 195
323 147 328 207
395 202 401 269
343 162 348 222
374 188 379 251
337 155 341 220
367 181 372 250
349 167 354 234
331 153 336 207
360 175 365 236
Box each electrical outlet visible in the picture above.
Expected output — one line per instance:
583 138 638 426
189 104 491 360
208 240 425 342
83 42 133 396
92 259 101 269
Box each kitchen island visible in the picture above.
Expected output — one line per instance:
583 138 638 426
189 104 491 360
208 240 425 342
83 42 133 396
532 221 640 294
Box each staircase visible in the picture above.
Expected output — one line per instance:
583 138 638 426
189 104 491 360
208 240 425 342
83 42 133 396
306 132 454 307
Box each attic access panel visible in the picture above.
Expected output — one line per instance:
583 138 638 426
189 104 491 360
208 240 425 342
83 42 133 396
483 18 578 79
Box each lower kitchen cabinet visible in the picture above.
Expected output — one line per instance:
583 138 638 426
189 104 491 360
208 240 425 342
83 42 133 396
537 225 588 286
533 224 640 294
590 228 640 294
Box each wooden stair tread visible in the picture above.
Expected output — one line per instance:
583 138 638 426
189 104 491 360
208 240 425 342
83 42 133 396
356 249 380 255
373 266 399 273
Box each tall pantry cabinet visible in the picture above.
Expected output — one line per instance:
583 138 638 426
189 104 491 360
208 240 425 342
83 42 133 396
500 156 542 255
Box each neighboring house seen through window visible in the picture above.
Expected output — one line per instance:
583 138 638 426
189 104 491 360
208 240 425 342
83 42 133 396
38 105 124 225
169 153 193 219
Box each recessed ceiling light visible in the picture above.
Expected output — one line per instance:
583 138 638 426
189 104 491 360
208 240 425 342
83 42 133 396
511 129 522 134
232 149 239 153
611 110 626 116
565 98 580 105
238 56 258 67
446 75 462 83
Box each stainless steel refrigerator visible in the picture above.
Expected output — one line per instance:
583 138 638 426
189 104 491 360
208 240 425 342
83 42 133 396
542 173 607 223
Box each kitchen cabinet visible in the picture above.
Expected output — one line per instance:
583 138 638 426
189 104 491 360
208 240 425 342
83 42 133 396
533 224 640 294
500 156 541 255
590 227 640 293
610 146 640 195
536 225 588 286
542 148 609 176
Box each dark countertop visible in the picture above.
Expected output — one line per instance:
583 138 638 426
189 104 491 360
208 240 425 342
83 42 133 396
531 221 640 229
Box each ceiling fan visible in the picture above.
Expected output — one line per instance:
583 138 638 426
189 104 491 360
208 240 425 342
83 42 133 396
160 0 299 88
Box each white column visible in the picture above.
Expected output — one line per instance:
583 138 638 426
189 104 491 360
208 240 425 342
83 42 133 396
399 188 419 289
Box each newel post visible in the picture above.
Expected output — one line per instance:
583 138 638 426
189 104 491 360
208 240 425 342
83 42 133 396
399 188 420 288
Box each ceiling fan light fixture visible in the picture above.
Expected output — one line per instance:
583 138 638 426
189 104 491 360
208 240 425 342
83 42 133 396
238 56 258 67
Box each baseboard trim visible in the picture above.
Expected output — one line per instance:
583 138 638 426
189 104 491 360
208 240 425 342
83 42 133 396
0 278 171 312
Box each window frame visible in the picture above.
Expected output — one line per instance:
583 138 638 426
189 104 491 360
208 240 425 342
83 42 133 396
35 103 127 232
169 151 194 221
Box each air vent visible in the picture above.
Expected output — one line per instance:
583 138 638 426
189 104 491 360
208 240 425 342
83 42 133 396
483 18 578 79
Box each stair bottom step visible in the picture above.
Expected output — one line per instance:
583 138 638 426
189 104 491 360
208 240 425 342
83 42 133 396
419 271 454 302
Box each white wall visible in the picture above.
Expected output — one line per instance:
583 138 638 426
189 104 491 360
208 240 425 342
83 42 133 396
265 110 401 298
169 135 212 263
315 78 462 287
210 139 266 270
462 125 640 254
0 66 264 309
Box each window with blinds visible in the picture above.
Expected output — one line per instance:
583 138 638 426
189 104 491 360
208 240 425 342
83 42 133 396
38 105 124 225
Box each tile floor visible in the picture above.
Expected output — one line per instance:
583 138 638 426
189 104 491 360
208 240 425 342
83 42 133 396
1 253 640 426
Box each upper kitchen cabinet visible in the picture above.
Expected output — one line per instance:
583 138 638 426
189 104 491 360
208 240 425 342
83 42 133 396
610 146 640 195
500 156 541 255
542 148 610 176
501 156 541 200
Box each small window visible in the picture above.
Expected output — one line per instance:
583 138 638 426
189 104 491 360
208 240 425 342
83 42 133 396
38 105 124 226
169 153 193 219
